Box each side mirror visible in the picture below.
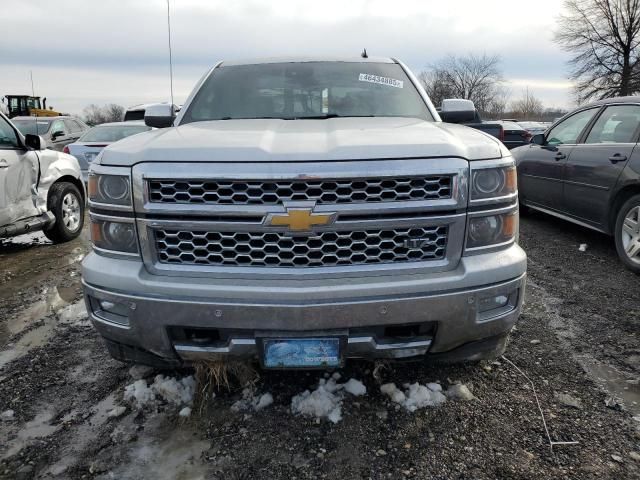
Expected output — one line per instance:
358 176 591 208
531 134 545 145
144 103 176 128
51 130 64 140
25 134 46 150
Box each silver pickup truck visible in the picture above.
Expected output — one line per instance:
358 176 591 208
82 57 526 369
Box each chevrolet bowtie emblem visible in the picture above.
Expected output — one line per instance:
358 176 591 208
266 208 336 232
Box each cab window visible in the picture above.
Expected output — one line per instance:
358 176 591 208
585 105 640 144
0 117 20 149
546 108 598 146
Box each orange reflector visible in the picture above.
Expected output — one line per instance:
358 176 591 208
505 166 517 193
87 176 97 199
90 221 103 243
502 212 518 238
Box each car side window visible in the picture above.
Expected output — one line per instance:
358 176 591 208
0 117 20 149
585 105 640 144
546 108 598 146
65 119 80 133
50 120 66 136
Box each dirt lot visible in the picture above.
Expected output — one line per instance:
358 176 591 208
0 213 639 480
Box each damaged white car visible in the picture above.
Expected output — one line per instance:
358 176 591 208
0 112 85 242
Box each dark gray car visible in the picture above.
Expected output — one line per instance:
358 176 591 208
514 96 640 272
11 116 89 152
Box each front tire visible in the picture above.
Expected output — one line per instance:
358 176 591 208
614 194 640 274
43 182 84 243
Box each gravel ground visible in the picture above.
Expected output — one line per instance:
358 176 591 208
0 213 639 480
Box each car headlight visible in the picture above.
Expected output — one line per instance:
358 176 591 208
88 174 132 206
90 218 138 253
466 210 518 249
470 165 517 201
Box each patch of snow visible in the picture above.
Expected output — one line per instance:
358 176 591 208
57 300 87 325
290 376 367 423
579 243 587 252
380 382 446 412
380 383 406 404
446 384 476 401
291 377 343 423
178 407 192 417
152 375 196 406
124 379 156 407
231 389 274 412
343 378 367 396
124 374 195 410
1 409 15 421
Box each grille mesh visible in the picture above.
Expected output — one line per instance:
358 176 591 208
148 176 452 205
155 226 448 268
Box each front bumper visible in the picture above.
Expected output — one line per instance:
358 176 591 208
82 244 526 365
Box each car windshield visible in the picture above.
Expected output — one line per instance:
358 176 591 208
181 61 432 123
12 119 51 135
79 124 151 142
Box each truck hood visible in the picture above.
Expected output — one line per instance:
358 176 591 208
99 117 505 166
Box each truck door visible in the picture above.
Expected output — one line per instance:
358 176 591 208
518 107 599 212
563 104 640 228
0 116 39 228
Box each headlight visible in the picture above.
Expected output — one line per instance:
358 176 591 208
470 165 517 201
90 218 138 253
466 210 518 249
88 174 131 206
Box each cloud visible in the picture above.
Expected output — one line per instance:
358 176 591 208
1 0 575 113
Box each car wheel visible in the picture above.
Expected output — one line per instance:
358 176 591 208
43 182 85 243
614 194 640 274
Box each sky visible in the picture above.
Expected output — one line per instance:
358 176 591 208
1 0 575 115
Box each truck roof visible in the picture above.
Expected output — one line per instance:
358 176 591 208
220 56 396 66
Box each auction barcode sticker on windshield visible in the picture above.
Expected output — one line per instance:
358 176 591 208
358 73 404 88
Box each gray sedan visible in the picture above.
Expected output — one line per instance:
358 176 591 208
65 121 152 181
513 96 640 273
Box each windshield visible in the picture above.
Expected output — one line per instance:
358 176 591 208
79 124 151 142
12 119 51 135
181 62 432 123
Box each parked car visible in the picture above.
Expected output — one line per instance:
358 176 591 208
514 96 640 272
11 116 89 152
65 121 153 182
82 56 526 369
517 121 548 136
484 121 532 149
0 112 85 242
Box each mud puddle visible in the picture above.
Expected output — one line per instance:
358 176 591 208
0 299 87 370
578 357 640 416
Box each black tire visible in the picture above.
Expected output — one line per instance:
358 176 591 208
43 182 85 243
614 194 640 274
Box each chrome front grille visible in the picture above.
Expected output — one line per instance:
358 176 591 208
154 226 448 268
148 176 452 205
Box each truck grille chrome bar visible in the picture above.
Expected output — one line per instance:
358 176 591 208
154 226 448 268
148 176 452 205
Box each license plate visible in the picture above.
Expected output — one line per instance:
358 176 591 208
262 338 341 368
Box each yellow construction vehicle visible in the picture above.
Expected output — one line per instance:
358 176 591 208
2 95 62 118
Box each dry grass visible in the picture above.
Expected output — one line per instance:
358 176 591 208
192 360 259 414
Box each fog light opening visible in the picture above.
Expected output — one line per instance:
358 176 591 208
92 297 130 326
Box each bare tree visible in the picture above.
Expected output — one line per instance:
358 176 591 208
83 103 125 126
419 53 505 114
510 90 545 120
555 0 640 102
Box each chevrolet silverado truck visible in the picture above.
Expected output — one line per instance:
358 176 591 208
82 57 527 369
